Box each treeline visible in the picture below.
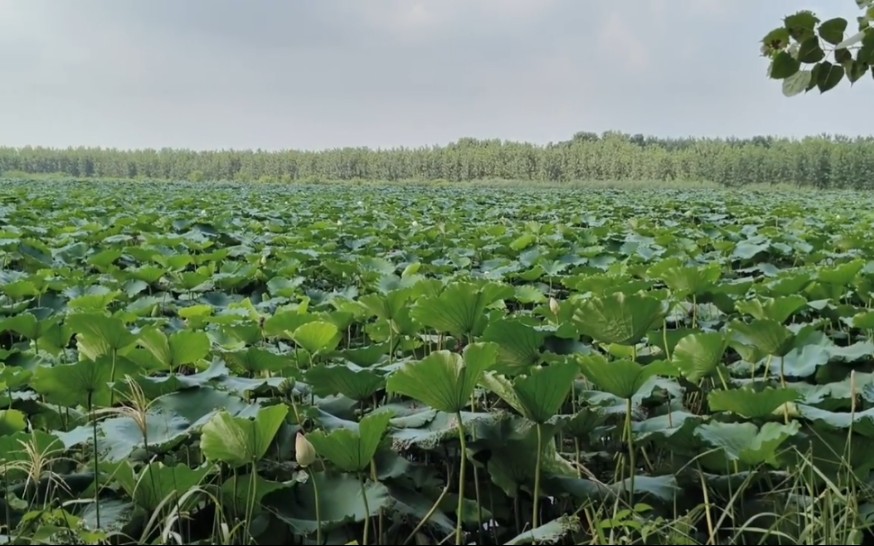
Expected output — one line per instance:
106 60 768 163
2 131 874 188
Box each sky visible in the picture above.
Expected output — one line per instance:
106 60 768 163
0 0 869 151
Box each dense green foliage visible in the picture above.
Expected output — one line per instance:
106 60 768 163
4 132 874 188
4 179 874 544
764 1 874 95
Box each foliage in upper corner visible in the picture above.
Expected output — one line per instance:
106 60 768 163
762 1 874 95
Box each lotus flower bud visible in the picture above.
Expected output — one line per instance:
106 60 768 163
295 432 316 468
549 297 560 316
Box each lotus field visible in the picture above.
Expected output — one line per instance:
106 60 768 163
4 179 874 545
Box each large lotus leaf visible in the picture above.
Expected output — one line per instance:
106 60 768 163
410 281 513 338
386 342 498 413
735 295 807 324
264 472 391 535
66 313 137 359
389 409 504 451
220 473 287 516
818 258 864 285
340 342 388 367
768 329 873 379
138 327 210 371
658 263 722 296
291 321 341 354
1 313 39 340
672 331 726 383
79 499 134 537
797 405 874 437
111 461 212 511
506 515 582 546
730 319 794 356
221 347 293 375
0 409 27 435
476 419 577 496
481 361 578 423
266 276 305 298
307 410 392 473
305 364 384 401
572 292 668 346
482 318 545 373
98 410 191 462
564 408 608 439
632 411 701 444
578 354 676 400
31 355 140 408
359 290 416 334
200 404 288 468
763 272 813 297
154 387 259 426
695 421 800 467
646 327 698 358
610 475 681 502
263 311 317 339
708 388 800 419
131 360 230 399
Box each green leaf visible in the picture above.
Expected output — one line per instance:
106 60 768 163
67 313 137 359
770 51 800 79
483 318 545 373
572 292 668 346
708 388 800 418
200 404 288 468
304 364 384 401
735 295 807 323
730 319 794 356
578 354 675 400
112 461 212 512
797 37 825 63
814 61 845 92
31 355 139 408
672 332 726 383
0 409 27 435
139 328 210 370
307 411 392 473
783 70 813 97
264 472 391 534
221 347 292 375
482 361 578 423
386 342 498 413
696 421 800 467
819 17 848 45
784 10 819 41
220 473 287 515
848 59 869 83
292 321 341 354
411 281 513 339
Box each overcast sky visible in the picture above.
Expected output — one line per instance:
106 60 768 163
0 0 869 151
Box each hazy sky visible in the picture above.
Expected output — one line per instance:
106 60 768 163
0 0 869 151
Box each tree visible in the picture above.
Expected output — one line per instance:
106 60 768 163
762 0 874 95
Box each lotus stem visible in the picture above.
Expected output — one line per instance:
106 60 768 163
533 421 544 529
625 397 635 501
89 393 101 529
359 474 371 545
312 472 323 544
455 410 468 545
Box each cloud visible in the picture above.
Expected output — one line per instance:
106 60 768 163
597 10 651 72
0 0 870 150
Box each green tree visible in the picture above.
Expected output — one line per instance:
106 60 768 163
763 1 874 95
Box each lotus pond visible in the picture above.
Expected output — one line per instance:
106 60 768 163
3 179 874 545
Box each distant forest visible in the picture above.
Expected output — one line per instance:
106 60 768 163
2 132 874 188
